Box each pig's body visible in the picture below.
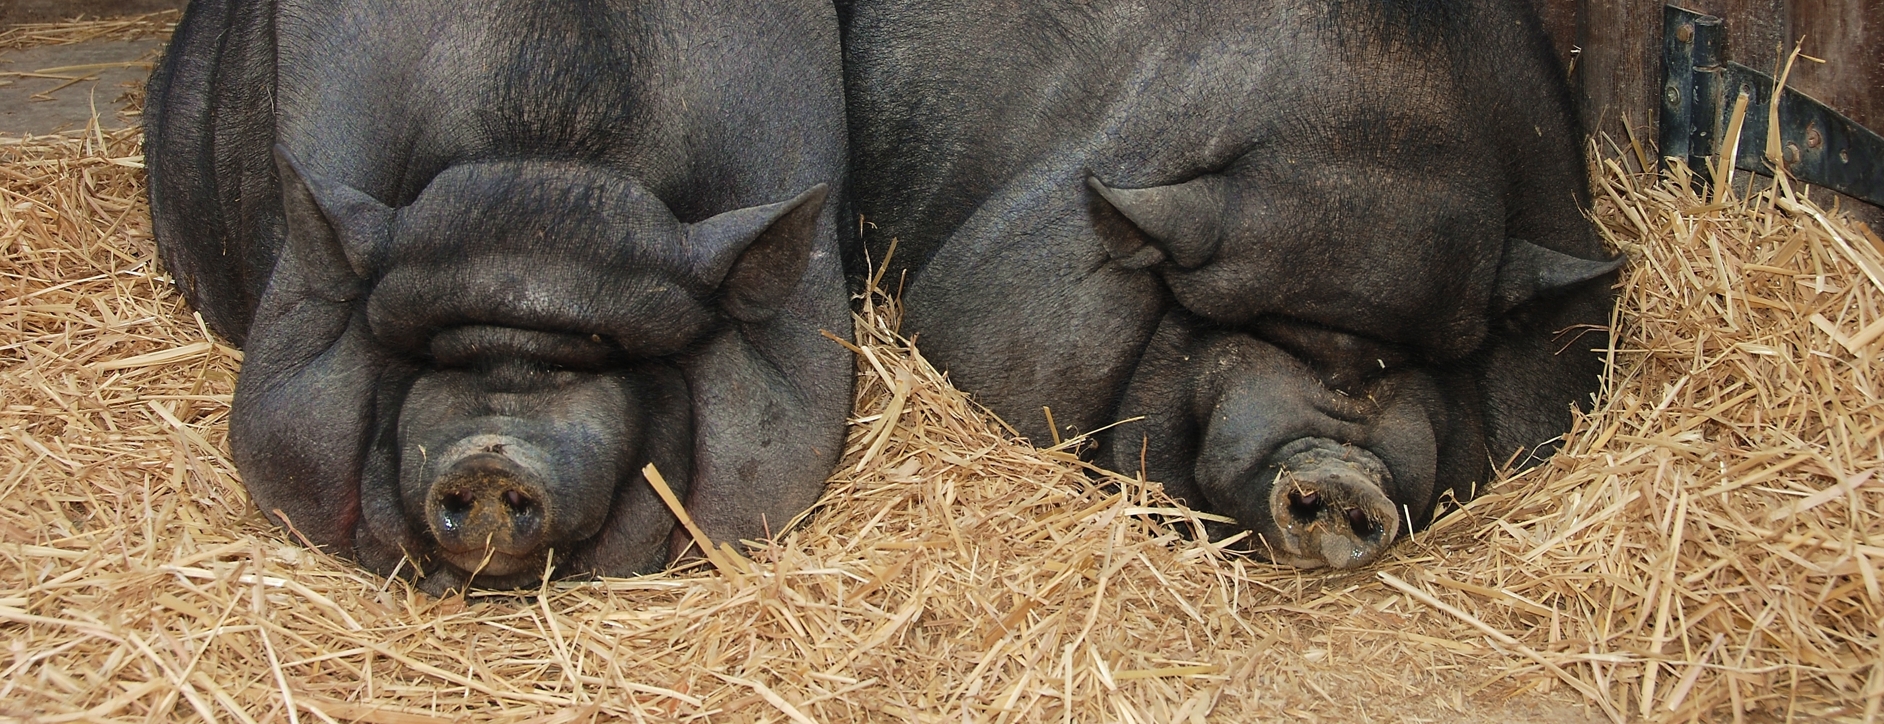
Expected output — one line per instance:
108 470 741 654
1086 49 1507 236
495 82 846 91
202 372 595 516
842 0 1619 567
147 0 852 591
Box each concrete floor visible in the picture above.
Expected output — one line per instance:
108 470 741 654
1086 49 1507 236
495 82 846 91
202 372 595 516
0 0 183 25
0 38 161 135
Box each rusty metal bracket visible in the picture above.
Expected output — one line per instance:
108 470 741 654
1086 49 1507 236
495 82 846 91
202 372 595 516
1660 4 1884 207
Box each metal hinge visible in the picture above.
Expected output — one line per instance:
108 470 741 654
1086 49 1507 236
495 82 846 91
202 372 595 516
1660 4 1884 207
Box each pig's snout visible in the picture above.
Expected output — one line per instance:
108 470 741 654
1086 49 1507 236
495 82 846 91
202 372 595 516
1263 438 1400 569
424 438 555 577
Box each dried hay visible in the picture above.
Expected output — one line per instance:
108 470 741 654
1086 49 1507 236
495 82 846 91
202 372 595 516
4 105 1883 724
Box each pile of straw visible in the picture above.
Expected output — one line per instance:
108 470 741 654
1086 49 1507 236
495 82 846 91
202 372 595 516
4 29 1881 724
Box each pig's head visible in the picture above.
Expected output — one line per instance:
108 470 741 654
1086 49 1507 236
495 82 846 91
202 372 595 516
1091 160 1619 569
388 328 654 582
229 147 826 591
1110 319 1461 569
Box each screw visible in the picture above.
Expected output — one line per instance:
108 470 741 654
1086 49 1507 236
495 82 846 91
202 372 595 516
1665 84 1682 107
1806 123 1823 149
1676 23 1695 43
1784 143 1802 167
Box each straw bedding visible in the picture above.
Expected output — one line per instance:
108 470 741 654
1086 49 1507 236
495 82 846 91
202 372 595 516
4 22 1882 724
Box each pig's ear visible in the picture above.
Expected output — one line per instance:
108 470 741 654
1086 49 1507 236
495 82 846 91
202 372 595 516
686 184 827 322
275 146 394 299
1088 175 1226 269
1492 238 1624 315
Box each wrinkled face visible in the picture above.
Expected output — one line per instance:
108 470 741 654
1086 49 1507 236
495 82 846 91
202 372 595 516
1098 145 1613 568
1111 311 1469 569
1093 148 1496 566
1181 324 1460 569
350 166 721 588
234 153 830 593
395 326 641 581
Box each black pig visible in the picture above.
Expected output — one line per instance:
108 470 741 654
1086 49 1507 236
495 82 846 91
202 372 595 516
842 0 1620 568
146 0 851 591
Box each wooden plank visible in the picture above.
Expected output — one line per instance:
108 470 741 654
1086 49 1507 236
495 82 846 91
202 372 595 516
1696 0 1883 226
1786 0 1884 130
1571 0 1668 140
1693 0 1790 71
1549 0 1882 225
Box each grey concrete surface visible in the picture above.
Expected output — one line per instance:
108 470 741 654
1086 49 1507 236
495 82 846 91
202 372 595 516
0 39 159 135
0 0 183 25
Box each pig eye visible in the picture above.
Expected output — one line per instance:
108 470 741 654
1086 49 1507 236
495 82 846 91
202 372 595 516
429 325 617 372
1248 316 1409 392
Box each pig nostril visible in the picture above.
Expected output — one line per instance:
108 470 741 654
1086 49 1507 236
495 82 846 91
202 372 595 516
440 490 475 516
502 489 536 515
1287 489 1324 523
1345 508 1377 538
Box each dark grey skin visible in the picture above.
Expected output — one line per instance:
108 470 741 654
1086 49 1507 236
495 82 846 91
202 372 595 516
146 0 851 592
842 0 1620 568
